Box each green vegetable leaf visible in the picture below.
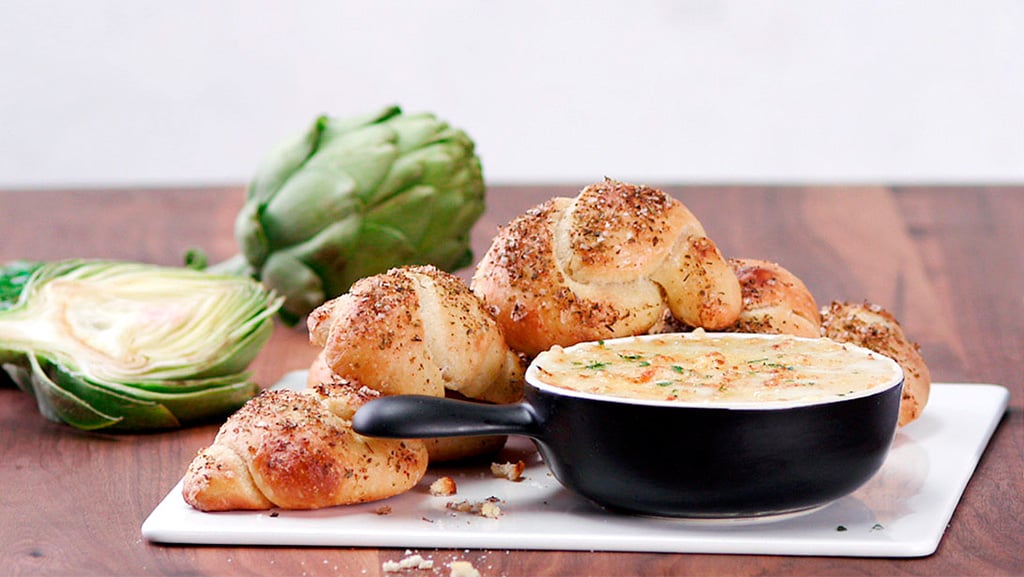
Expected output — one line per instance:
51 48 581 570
0 260 43 311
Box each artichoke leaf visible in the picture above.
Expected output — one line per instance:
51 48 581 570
258 130 400 248
36 355 260 427
279 215 364 300
248 115 328 204
419 238 475 272
319 105 401 144
236 199 273 268
366 181 480 260
364 185 438 248
9 355 127 430
387 113 452 152
257 167 361 262
260 252 326 325
0 260 43 311
38 355 182 430
138 379 258 425
244 111 397 252
308 130 401 202
336 223 420 291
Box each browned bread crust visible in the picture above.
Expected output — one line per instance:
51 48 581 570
306 265 524 462
182 380 428 511
726 258 821 338
820 301 931 426
307 265 524 404
471 179 742 356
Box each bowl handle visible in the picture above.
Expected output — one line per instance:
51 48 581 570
352 395 539 439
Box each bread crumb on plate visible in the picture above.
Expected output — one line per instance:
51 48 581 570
446 496 503 518
490 460 525 481
429 476 458 496
479 500 502 519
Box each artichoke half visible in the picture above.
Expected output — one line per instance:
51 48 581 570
0 260 283 431
210 105 486 324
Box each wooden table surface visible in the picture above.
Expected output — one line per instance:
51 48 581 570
1 185 1020 576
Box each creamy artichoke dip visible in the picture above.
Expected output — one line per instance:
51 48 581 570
531 331 901 405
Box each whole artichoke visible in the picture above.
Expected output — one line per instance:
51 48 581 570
214 106 486 324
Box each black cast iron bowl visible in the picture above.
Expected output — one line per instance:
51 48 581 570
352 333 904 519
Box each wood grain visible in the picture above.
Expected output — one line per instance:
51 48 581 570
1 184 1021 576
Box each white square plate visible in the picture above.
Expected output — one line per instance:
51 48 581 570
143 379 1008 557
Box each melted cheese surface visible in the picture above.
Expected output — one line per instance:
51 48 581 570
531 332 901 405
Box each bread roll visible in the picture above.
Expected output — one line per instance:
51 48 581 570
182 380 428 511
820 301 931 426
726 258 821 338
307 265 524 404
306 265 525 461
472 179 742 356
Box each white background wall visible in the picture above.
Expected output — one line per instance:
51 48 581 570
1 0 1022 188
